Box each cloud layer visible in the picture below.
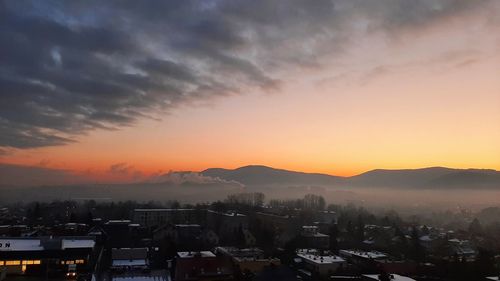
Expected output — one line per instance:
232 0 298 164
1 0 498 149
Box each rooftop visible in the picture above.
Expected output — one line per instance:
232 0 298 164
112 248 148 260
112 259 147 267
339 250 388 260
0 237 95 252
61 239 96 249
134 208 195 212
362 274 416 281
296 249 345 264
177 251 216 258
207 210 246 217
112 277 169 281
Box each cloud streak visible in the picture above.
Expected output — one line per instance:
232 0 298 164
1 0 498 149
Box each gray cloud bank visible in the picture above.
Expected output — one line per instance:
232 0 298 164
1 0 498 149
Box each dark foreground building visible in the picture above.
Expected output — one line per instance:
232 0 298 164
0 236 96 278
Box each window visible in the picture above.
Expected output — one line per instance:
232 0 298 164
6 260 21 265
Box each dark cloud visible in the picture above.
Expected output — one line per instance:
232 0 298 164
108 162 144 181
108 162 133 175
0 0 497 149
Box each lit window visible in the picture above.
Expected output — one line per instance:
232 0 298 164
6 260 21 265
0 261 4 266
33 260 41 265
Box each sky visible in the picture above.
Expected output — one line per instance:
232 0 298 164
0 0 499 184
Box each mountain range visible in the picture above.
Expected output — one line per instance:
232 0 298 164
202 165 500 189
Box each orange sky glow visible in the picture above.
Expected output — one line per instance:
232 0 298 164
1 1 499 184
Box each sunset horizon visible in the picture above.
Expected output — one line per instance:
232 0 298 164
1 1 499 187
1 2 500 280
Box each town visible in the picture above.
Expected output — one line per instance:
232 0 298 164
1 193 499 281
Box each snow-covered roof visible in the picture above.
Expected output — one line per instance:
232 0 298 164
112 276 170 281
112 259 147 267
0 239 43 251
419 235 433 242
362 274 416 281
297 253 345 264
177 251 216 258
339 250 388 260
62 239 95 249
0 237 95 252
134 208 194 212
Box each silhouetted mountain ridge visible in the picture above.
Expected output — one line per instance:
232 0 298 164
202 165 500 189
202 165 344 186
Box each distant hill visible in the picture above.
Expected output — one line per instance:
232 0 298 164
202 165 500 189
202 165 344 186
350 167 500 188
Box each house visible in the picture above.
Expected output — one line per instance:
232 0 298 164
174 251 233 281
214 246 280 273
301 226 330 249
447 239 476 260
110 248 149 271
296 249 346 278
339 249 416 274
317 211 337 224
103 220 142 248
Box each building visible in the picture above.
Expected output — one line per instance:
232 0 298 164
111 248 149 271
0 236 95 277
255 212 298 246
103 220 146 248
301 226 330 249
174 251 233 281
133 209 203 228
339 250 388 263
296 249 346 278
255 212 294 230
447 238 476 260
207 211 247 233
362 274 416 281
153 224 219 250
316 211 337 224
214 246 280 273
339 250 415 274
111 271 171 281
339 250 388 271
